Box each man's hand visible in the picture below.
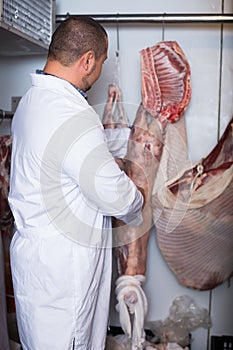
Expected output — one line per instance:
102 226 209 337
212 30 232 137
114 157 126 171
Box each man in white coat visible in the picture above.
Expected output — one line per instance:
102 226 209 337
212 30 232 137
8 16 144 350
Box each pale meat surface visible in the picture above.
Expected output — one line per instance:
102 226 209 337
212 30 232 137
113 104 164 276
153 117 233 290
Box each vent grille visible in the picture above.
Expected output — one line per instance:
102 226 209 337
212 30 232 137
2 0 53 45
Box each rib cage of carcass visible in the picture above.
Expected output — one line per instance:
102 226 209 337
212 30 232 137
102 41 192 349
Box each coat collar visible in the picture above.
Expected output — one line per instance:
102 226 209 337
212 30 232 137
31 71 88 101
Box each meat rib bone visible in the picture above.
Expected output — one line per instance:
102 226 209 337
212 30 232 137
141 41 191 124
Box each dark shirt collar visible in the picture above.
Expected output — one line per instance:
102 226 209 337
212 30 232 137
36 69 87 100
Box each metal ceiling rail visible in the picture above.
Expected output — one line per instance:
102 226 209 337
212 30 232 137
56 13 233 24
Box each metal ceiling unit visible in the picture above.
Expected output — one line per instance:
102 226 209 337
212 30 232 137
0 0 55 56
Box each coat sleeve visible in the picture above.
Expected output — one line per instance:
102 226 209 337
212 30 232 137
61 110 143 227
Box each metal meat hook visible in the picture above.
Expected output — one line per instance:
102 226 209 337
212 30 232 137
114 14 120 85
162 12 166 41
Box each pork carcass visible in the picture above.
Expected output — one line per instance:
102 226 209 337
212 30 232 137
152 116 233 290
103 41 191 349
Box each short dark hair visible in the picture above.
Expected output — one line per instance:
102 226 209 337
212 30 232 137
48 16 108 66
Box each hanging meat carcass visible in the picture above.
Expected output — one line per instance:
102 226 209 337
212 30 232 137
112 103 165 350
103 41 191 349
152 116 233 291
0 135 13 236
0 135 13 350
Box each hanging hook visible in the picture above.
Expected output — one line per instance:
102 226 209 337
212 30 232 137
162 12 166 41
114 13 120 86
116 13 120 58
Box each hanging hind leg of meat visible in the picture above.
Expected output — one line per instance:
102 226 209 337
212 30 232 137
113 104 165 349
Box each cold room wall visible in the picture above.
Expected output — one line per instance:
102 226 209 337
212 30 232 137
0 1 232 349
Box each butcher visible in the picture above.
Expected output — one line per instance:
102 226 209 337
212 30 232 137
8 16 144 350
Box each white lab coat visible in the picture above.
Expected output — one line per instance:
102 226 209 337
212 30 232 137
8 74 143 350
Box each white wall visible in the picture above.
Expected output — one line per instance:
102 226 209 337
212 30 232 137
0 1 232 349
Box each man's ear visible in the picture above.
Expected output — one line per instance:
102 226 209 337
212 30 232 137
81 50 95 73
